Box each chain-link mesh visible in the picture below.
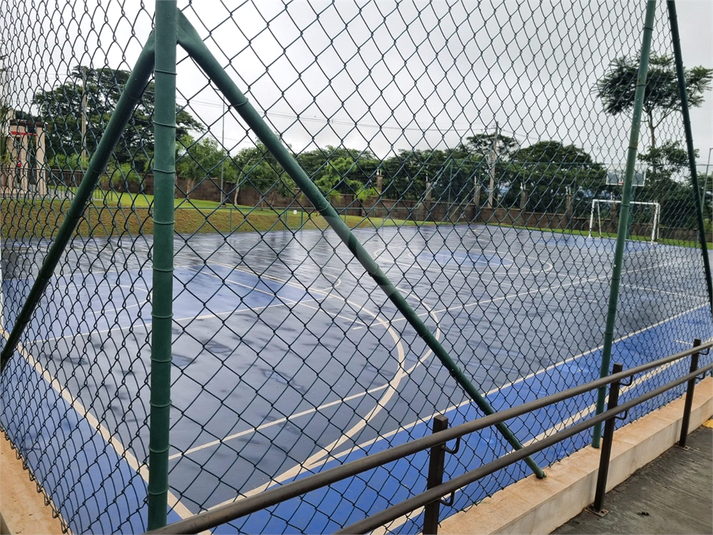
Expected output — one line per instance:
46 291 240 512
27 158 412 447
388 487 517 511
1 1 712 533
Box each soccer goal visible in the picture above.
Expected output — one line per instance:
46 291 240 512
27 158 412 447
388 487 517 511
588 199 661 243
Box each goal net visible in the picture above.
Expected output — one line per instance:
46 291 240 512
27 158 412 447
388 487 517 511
588 199 661 243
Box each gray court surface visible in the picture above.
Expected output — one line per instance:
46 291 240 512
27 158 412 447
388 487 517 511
1 224 711 533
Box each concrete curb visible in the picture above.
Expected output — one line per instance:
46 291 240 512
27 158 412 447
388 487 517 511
0 434 64 535
439 376 713 535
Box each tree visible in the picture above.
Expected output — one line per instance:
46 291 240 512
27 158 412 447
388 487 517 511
462 133 519 207
464 132 518 159
381 148 472 201
596 54 713 149
636 140 692 226
511 141 606 212
33 66 203 168
176 135 238 200
314 156 364 202
297 146 377 181
232 142 295 205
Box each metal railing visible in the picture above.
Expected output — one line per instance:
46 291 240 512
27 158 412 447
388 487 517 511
147 339 712 534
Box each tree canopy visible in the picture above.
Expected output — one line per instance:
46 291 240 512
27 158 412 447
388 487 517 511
464 132 518 159
596 54 713 148
33 66 203 169
510 141 607 212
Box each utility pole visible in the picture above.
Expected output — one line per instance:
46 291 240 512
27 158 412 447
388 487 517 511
487 121 498 208
220 98 225 204
81 66 88 163
704 147 712 242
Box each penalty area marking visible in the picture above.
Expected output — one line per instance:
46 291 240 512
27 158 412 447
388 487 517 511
323 307 712 534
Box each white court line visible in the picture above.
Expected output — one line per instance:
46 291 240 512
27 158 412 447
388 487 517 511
178 256 688 465
382 256 688 327
0 327 197 528
170 287 444 463
623 284 707 299
325 250 681 331
267 302 710 476
200 284 707 512
369 337 710 535
201 303 445 510
208 260 345 294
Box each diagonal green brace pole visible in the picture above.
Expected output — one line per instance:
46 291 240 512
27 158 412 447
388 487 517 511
147 0 178 529
0 36 156 374
592 0 657 448
176 12 545 479
667 0 713 318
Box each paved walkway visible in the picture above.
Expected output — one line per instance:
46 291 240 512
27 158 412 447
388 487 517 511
552 420 713 535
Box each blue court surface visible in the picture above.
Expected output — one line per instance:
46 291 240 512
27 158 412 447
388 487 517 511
1 224 711 533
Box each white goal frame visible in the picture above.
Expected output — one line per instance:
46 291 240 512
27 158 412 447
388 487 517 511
587 199 661 243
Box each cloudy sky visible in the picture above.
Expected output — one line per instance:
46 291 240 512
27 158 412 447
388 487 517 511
3 0 712 171
677 0 713 171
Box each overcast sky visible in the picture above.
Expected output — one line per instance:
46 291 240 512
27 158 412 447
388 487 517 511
677 0 713 171
3 0 712 171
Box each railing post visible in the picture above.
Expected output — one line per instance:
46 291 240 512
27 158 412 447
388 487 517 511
590 362 624 515
423 415 449 535
678 338 701 448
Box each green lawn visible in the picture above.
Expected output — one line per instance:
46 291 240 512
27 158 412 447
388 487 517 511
6 189 710 249
2 190 419 239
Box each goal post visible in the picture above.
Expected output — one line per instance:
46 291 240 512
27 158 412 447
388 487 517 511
588 199 660 243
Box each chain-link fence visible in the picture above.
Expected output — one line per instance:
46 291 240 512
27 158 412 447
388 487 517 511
1 0 712 533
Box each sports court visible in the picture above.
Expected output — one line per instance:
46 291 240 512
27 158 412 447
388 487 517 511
2 223 710 533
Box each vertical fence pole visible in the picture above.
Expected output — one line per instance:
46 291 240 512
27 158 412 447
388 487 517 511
591 362 624 514
148 0 177 529
678 338 701 448
592 0 657 448
666 0 713 317
423 415 449 535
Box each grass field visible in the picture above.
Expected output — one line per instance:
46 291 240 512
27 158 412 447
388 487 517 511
1 190 710 250
0 192 415 239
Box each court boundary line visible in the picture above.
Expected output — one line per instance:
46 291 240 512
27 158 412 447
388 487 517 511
622 283 706 299
200 302 711 515
171 256 697 466
0 326 196 526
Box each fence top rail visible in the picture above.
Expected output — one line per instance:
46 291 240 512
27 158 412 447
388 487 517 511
146 339 711 535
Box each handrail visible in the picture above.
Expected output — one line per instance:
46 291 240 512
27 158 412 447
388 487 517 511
337 361 712 534
146 339 712 534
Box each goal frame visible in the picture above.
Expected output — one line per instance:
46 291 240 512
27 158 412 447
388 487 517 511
587 199 661 243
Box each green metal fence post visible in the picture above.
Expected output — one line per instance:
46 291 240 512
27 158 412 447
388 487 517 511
666 0 713 317
176 13 545 479
147 0 177 529
0 39 156 374
592 0 657 448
